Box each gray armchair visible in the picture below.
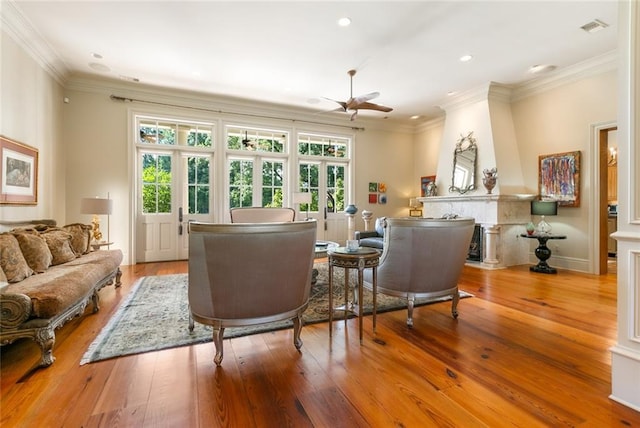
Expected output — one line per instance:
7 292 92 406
355 217 386 250
362 217 475 327
188 220 317 365
229 207 295 223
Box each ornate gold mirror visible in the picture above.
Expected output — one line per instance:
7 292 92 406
449 132 477 194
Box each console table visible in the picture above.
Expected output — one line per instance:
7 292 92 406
520 233 567 274
328 247 379 344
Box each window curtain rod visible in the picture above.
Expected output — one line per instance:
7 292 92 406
110 95 365 131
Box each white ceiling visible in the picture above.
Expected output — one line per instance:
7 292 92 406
7 1 618 122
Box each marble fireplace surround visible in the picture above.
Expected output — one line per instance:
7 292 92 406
418 194 535 269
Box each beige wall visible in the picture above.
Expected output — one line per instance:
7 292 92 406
511 70 617 264
0 29 65 223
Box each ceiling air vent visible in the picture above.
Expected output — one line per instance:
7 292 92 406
581 19 609 33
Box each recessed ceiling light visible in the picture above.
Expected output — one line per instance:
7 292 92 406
338 17 351 27
581 19 609 33
459 54 473 62
91 52 103 59
89 62 110 72
447 91 457 96
529 64 557 74
410 115 420 120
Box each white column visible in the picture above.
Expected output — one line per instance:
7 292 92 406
362 210 373 231
346 213 356 240
610 0 640 411
483 225 500 265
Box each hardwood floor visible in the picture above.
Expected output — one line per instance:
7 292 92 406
2 261 640 427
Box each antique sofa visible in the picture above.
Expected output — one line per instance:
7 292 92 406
362 217 475 326
0 220 123 367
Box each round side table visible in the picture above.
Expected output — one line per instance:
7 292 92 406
328 246 380 344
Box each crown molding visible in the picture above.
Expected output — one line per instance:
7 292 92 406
65 74 417 134
511 50 617 101
1 0 68 84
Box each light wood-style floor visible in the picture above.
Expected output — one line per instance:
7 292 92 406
2 261 640 427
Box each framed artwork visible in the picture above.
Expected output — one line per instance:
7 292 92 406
378 182 387 193
1 136 38 205
538 150 580 207
420 175 436 197
368 193 378 204
368 182 378 192
379 193 387 204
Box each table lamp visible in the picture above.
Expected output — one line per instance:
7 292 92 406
292 192 312 220
409 197 422 217
531 200 558 234
81 196 113 242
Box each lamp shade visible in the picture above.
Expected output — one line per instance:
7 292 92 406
531 200 557 216
292 192 312 204
81 197 113 215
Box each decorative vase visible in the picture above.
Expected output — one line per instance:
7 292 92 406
482 168 498 194
526 222 535 235
345 204 358 215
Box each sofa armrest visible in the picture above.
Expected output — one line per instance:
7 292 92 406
0 293 32 329
355 230 381 240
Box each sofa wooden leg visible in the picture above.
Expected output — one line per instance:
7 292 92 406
36 328 55 367
114 267 122 288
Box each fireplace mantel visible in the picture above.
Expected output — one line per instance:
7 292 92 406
418 194 535 268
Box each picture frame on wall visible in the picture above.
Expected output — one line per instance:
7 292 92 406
368 182 378 192
368 193 378 204
420 175 436 197
538 150 580 207
0 136 38 205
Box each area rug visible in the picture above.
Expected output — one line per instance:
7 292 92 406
80 264 472 364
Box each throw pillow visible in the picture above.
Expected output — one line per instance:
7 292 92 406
0 233 33 282
63 223 92 256
375 217 387 236
41 229 77 265
13 232 53 273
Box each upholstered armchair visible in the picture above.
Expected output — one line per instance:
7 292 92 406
355 217 386 250
229 207 295 223
362 217 475 327
188 220 316 365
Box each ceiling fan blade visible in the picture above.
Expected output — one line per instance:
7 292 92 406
353 92 380 104
322 97 347 112
356 101 393 112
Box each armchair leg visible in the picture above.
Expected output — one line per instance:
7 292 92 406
406 297 415 327
292 314 303 350
451 290 460 319
213 327 225 366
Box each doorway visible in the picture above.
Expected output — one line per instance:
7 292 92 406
598 126 618 275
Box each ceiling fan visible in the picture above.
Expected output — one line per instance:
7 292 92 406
325 69 393 121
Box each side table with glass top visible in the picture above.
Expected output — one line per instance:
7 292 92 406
520 233 567 274
328 246 380 344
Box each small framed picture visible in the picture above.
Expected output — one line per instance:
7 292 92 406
1 136 38 205
420 175 436 197
379 193 387 204
368 182 378 192
368 193 378 204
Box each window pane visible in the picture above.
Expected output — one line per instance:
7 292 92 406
229 159 253 208
187 156 210 214
141 153 172 214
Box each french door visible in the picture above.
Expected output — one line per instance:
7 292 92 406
299 161 348 242
136 150 213 262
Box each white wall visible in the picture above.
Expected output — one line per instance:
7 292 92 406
0 29 65 223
